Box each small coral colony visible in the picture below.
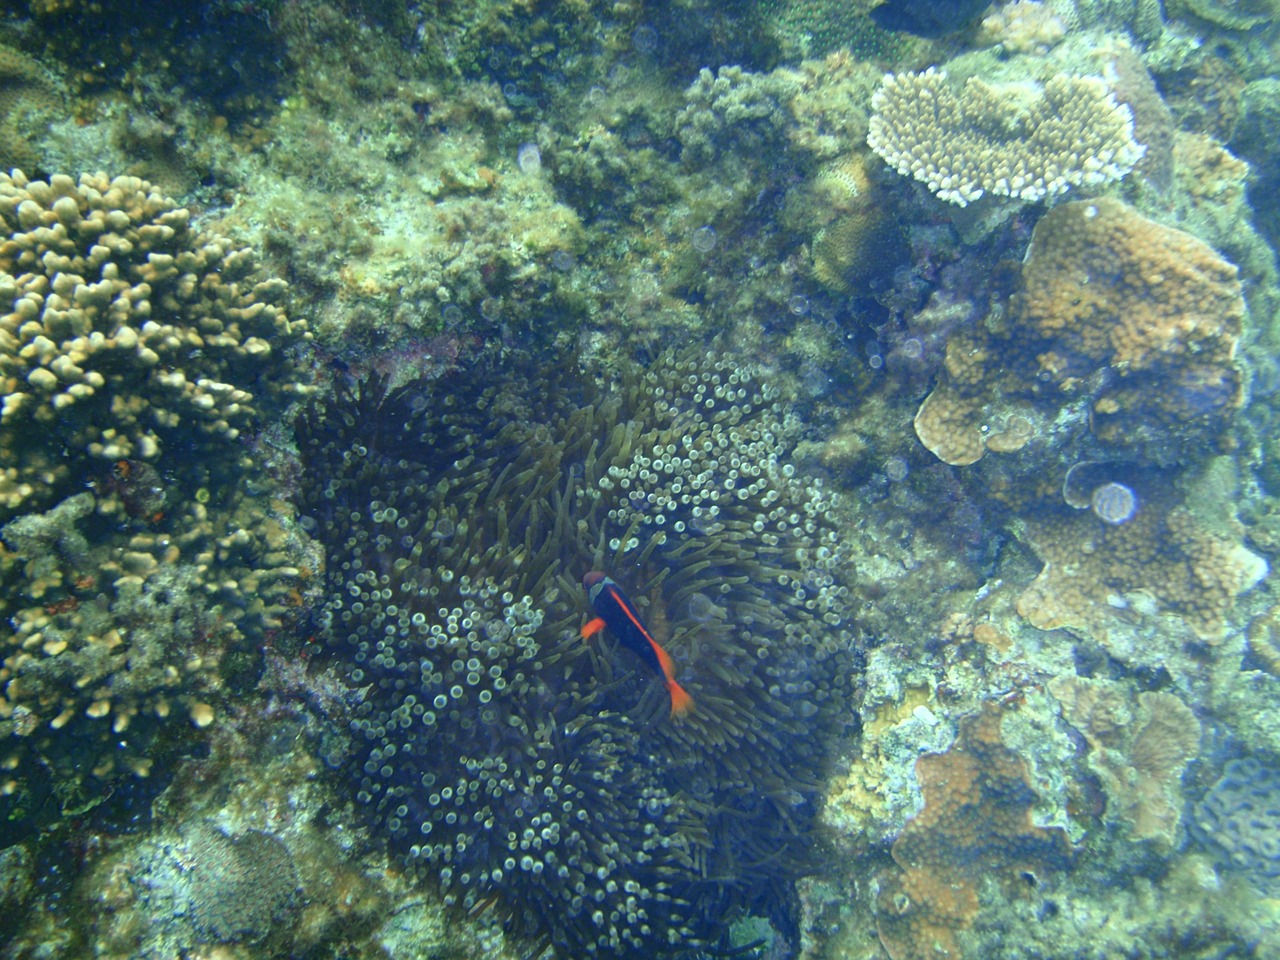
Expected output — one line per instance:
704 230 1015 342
1 0 1279 958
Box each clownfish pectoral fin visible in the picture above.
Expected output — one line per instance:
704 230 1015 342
582 616 607 640
667 679 694 718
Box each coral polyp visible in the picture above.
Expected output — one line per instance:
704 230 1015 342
296 351 863 957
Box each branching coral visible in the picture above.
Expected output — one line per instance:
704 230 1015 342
0 171 310 517
868 68 1144 206
0 172 315 822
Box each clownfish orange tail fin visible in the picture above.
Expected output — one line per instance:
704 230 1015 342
667 679 694 718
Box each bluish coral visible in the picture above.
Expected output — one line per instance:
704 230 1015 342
1193 757 1280 894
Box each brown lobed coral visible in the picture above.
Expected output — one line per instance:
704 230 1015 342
914 198 1245 472
1015 496 1266 643
1050 677 1200 846
875 703 1070 960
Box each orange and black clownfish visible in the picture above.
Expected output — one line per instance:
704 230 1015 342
581 572 694 718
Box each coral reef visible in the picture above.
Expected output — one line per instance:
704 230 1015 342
129 819 300 944
0 44 63 175
295 350 864 957
914 198 1245 471
875 703 1071 960
2 0 1279 957
868 68 1144 206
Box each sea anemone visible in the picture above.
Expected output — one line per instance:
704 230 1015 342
295 350 863 957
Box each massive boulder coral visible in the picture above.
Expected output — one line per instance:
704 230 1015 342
868 68 1144 206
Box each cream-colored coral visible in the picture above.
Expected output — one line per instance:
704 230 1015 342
980 2 1068 55
0 172 316 793
868 68 1144 206
0 171 310 516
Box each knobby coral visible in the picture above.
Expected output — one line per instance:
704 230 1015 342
295 351 864 957
0 172 313 822
1016 496 1265 642
0 171 310 516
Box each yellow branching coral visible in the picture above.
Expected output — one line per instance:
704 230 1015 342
0 172 315 809
0 171 310 516
868 68 1144 206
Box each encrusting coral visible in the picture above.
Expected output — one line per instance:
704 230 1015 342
127 819 301 945
875 703 1071 960
1050 677 1200 846
295 350 864 958
1016 495 1266 643
909 196 1262 647
868 68 1144 207
0 45 63 176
